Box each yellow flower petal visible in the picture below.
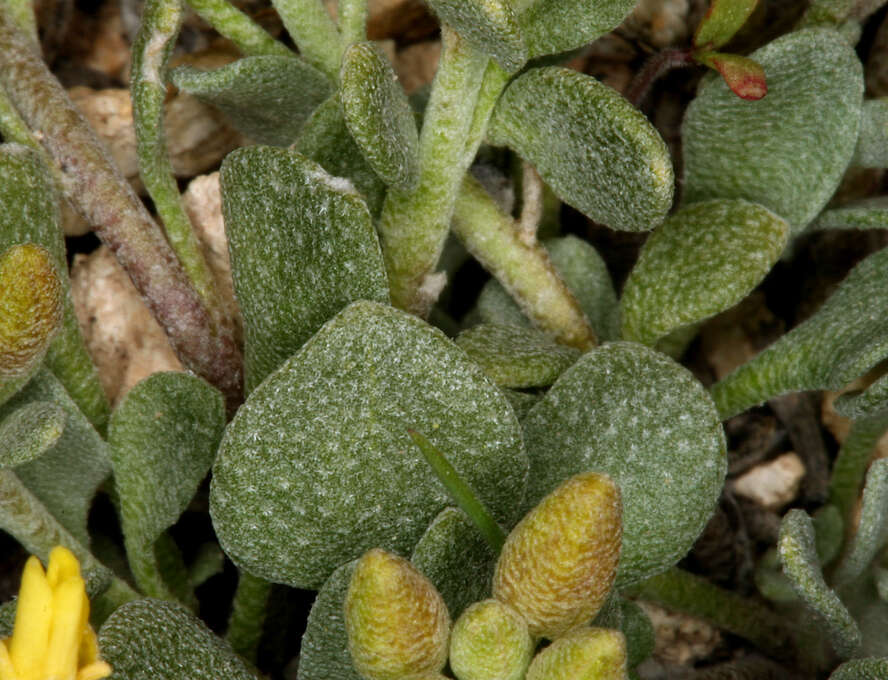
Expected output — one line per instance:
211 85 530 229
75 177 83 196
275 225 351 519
44 575 86 680
78 624 100 666
0 640 16 680
76 661 112 680
9 556 53 680
46 547 81 590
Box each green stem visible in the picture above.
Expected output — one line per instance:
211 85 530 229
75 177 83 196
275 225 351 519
0 5 244 411
184 0 293 57
378 28 491 316
462 60 510 165
271 0 341 80
5 0 37 45
628 567 795 660
452 175 596 350
338 0 367 49
408 429 506 552
226 570 272 663
132 0 225 313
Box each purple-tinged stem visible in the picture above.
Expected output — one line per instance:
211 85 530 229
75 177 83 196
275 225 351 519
626 48 696 109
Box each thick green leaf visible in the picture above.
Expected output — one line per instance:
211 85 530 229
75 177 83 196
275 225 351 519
778 509 861 658
297 561 361 680
835 372 888 419
621 200 788 346
0 368 111 546
169 56 332 146
830 411 888 527
220 145 389 393
476 236 620 341
682 28 864 234
456 324 580 388
489 68 673 232
711 245 888 419
814 197 888 230
99 598 256 679
424 0 526 71
296 94 388 217
853 99 888 168
694 0 759 49
411 507 498 620
619 598 655 668
501 388 540 421
210 301 527 588
521 342 726 586
0 401 65 468
340 42 419 189
515 0 636 59
108 372 225 596
830 658 888 679
834 459 888 585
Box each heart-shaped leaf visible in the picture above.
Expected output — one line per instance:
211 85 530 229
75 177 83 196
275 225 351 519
220 145 389 393
210 301 527 588
170 56 332 146
711 245 888 419
0 401 65 469
424 0 526 71
621 199 788 347
853 99 888 168
522 342 726 586
694 0 759 50
682 28 864 234
456 324 580 388
488 68 673 232
515 0 636 60
778 509 861 658
340 42 419 189
99 598 256 679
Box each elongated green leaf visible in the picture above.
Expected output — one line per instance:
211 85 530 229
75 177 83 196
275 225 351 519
296 94 388 217
0 401 65 468
220 145 389 393
830 411 888 526
477 236 620 341
618 598 655 669
340 42 419 189
711 245 888 419
424 0 526 71
621 200 788 346
682 28 864 234
170 56 332 146
834 459 888 585
489 68 673 232
835 372 888 419
694 0 759 49
210 301 527 588
778 509 861 658
411 507 498 620
853 99 888 168
99 599 257 679
830 658 888 679
297 561 361 680
515 0 636 59
814 197 888 231
0 368 111 546
522 342 726 586
456 324 580 388
108 372 225 597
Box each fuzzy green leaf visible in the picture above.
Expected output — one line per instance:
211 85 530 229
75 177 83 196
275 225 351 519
830 658 888 680
296 95 388 217
210 301 527 588
477 236 620 341
456 324 580 388
169 56 332 146
853 99 888 168
778 509 861 658
522 342 726 586
618 598 655 668
694 0 759 50
621 200 788 347
340 42 419 189
298 561 361 680
814 197 888 231
501 389 539 421
0 368 110 546
99 598 257 679
682 28 864 234
711 245 888 419
834 459 888 585
0 401 65 468
424 0 526 71
830 412 888 527
489 68 673 232
515 0 636 59
411 507 498 620
220 145 389 393
835 372 888 419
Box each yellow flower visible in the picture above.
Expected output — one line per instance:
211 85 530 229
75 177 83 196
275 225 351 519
0 546 112 680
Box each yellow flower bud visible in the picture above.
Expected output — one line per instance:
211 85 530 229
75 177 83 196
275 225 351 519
345 549 450 680
449 599 533 680
525 627 627 680
493 472 622 639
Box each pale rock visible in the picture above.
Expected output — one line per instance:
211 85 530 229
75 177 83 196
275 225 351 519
731 452 805 510
637 601 721 666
